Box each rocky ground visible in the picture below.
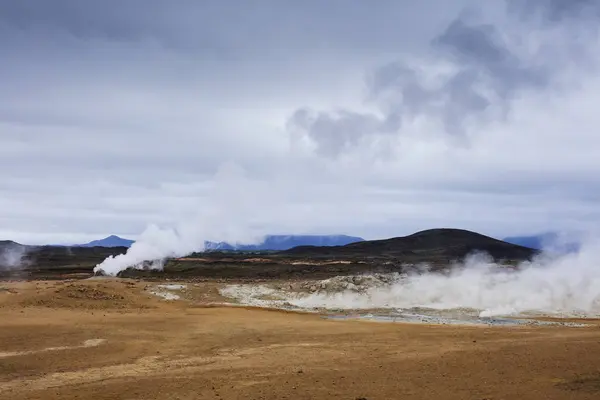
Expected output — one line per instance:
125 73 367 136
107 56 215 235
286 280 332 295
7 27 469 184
1 277 600 399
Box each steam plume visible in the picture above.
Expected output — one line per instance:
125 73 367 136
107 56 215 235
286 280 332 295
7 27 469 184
222 237 600 318
0 242 29 271
291 243 600 317
94 162 268 276
94 222 265 276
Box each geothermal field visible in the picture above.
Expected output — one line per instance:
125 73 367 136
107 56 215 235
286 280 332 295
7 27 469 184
2 229 600 399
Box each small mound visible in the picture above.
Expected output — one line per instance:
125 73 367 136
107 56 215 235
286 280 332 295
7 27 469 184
57 285 124 301
20 281 155 310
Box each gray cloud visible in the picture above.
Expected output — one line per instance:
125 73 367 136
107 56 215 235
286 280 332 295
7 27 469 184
507 0 600 22
0 0 465 54
287 109 398 157
288 12 551 156
0 0 599 244
433 18 549 95
431 17 549 125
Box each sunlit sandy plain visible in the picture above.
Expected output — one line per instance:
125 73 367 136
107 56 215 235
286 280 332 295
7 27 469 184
2 277 600 400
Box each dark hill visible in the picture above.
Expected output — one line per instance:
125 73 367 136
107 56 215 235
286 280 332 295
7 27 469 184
0 240 24 248
0 241 128 278
282 228 538 261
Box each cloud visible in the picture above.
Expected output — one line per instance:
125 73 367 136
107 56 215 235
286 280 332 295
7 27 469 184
0 241 29 271
288 10 554 156
287 108 399 157
507 0 600 23
0 0 599 246
433 17 549 95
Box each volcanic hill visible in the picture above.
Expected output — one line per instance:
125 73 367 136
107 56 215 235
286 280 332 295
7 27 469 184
282 228 537 261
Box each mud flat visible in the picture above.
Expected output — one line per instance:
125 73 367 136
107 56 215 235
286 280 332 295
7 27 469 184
324 312 589 327
1 278 600 400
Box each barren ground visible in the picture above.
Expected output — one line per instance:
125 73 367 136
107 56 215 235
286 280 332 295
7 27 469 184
1 278 600 400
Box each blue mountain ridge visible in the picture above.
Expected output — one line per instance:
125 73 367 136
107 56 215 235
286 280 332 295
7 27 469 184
72 234 365 250
76 235 135 248
204 234 365 251
502 232 581 253
58 231 584 254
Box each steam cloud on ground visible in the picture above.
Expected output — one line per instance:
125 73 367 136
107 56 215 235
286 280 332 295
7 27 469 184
94 163 270 276
0 243 29 271
221 240 600 318
94 223 265 276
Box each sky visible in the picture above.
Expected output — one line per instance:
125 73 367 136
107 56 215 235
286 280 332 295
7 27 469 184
1 0 600 245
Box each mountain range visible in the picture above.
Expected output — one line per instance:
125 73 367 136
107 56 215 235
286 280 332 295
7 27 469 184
71 232 580 252
203 234 365 251
72 234 365 251
2 228 541 280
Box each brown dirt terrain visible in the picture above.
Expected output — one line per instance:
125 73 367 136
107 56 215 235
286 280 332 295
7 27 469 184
1 279 600 400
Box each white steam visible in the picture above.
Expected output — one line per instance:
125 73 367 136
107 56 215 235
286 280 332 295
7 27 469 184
0 243 29 271
94 222 265 276
222 240 600 318
94 162 270 276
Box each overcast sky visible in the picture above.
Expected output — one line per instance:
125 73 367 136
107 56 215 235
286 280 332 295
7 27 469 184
1 0 600 244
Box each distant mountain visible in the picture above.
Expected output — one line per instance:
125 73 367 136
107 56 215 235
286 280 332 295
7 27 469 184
204 234 365 251
76 235 135 248
502 232 581 253
69 234 363 251
282 228 538 261
0 240 23 248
